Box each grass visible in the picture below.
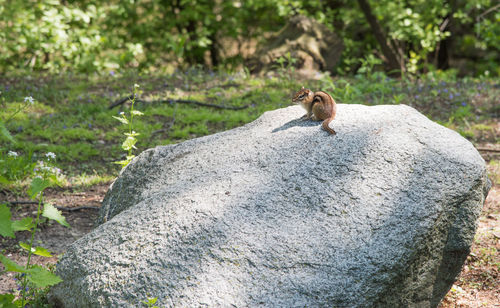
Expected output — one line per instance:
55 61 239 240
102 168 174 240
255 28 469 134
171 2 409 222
0 68 498 185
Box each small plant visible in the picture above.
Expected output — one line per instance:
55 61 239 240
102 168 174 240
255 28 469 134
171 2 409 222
0 95 35 144
0 96 39 187
357 54 383 77
273 52 298 87
0 153 69 307
113 84 144 168
142 296 160 308
0 150 37 185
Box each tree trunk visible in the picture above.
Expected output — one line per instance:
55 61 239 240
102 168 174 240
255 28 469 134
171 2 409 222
356 0 402 73
208 32 219 67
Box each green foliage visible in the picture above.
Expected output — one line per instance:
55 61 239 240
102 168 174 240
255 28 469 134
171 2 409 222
114 84 143 168
0 1 110 72
0 208 34 238
0 293 16 308
0 186 67 306
28 177 52 199
142 296 160 308
25 265 63 288
0 255 26 273
0 0 285 72
42 203 70 228
273 52 299 88
19 242 53 257
0 121 14 143
0 151 36 183
11 217 34 232
1 0 498 75
0 203 14 238
0 96 39 186
0 150 68 306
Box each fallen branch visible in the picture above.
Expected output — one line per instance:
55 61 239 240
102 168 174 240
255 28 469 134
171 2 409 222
7 200 100 211
476 147 500 153
109 95 249 110
109 95 134 109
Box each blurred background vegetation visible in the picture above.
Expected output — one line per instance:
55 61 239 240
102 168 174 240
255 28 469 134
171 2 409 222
1 0 499 76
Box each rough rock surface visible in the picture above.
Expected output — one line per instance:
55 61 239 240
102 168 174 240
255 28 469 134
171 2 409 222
50 104 490 307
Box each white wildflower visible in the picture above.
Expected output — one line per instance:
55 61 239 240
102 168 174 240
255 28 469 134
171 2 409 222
8 151 18 157
45 152 56 160
24 96 35 105
134 84 140 88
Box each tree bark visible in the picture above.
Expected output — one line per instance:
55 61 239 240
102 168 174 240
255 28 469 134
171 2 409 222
356 0 402 73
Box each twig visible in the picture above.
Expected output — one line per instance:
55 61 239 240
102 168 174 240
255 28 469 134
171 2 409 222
158 99 249 110
6 200 100 211
476 147 500 153
207 82 240 89
439 17 450 32
109 95 134 109
54 205 100 212
109 95 249 110
476 3 500 22
475 3 500 37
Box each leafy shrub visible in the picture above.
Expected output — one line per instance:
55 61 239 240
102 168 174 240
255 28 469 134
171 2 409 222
1 0 498 75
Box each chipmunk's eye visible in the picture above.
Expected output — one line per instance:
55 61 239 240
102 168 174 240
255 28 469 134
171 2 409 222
299 94 305 99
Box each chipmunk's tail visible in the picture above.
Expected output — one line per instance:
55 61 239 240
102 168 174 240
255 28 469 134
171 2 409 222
322 101 337 135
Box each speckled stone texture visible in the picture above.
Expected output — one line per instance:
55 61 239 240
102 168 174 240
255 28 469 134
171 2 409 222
49 104 490 308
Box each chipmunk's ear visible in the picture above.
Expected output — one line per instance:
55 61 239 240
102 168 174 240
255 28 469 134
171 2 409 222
301 86 304 90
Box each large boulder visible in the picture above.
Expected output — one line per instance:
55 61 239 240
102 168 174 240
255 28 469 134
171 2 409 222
50 104 490 307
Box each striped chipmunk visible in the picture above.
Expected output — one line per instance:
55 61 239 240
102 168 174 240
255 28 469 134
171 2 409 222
292 87 337 135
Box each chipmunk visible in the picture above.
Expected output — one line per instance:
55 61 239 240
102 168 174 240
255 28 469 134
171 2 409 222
292 87 337 135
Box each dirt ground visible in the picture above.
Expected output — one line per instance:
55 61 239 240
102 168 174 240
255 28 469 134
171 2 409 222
0 168 499 306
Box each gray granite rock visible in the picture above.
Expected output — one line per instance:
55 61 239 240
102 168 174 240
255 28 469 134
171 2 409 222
50 104 490 307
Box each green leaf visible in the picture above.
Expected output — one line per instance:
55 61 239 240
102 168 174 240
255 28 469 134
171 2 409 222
122 136 137 151
26 265 62 288
0 121 15 143
42 203 70 228
0 255 27 273
113 160 129 166
18 242 34 253
124 131 140 137
142 297 158 306
0 293 16 308
19 242 53 257
32 246 53 257
112 115 129 124
0 175 10 185
0 204 14 238
28 177 51 199
11 217 34 232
